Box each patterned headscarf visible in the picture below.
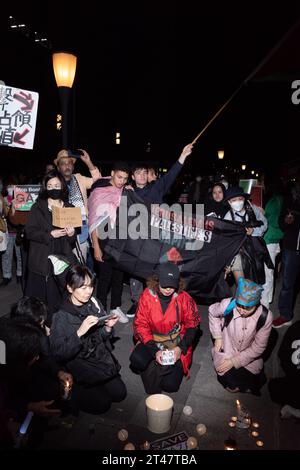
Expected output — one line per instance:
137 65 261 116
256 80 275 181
224 277 263 316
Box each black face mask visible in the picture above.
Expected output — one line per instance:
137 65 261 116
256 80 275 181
47 189 62 200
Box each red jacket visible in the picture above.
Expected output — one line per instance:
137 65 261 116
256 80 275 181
133 288 200 374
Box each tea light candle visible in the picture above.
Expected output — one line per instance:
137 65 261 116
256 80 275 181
256 440 264 447
187 436 198 449
224 438 237 450
183 405 193 416
231 416 238 422
252 422 260 428
251 431 259 438
124 442 135 450
228 421 236 428
196 423 207 436
118 429 128 441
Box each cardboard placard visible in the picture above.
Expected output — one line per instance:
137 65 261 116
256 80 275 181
52 206 82 228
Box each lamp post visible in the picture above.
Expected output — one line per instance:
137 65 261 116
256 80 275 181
217 150 224 160
52 52 77 148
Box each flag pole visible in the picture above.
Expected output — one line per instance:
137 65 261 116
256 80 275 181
191 17 300 145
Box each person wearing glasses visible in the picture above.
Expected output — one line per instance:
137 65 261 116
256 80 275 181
208 277 273 395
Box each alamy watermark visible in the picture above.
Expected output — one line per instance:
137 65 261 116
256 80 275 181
96 197 212 251
0 340 6 364
291 80 300 105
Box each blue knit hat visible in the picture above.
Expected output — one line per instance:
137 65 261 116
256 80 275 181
224 278 263 316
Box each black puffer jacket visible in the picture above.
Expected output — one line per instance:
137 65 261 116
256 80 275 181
279 191 300 252
25 198 77 276
50 298 120 385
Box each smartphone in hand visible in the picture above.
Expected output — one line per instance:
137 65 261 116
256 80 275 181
67 149 84 159
97 313 116 324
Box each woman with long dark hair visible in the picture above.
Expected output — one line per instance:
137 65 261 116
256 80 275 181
50 265 126 415
25 170 77 321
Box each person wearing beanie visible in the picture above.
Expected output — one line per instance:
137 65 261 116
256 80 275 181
130 262 201 394
209 277 273 395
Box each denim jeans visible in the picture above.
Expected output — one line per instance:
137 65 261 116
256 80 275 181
278 249 300 320
1 233 22 278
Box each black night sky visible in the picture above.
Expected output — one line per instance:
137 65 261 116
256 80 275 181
1 1 300 178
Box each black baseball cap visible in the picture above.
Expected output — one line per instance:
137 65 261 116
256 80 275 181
157 262 180 289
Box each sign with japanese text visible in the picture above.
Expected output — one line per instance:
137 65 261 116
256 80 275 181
0 85 39 149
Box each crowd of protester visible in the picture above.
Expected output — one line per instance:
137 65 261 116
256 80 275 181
0 148 300 449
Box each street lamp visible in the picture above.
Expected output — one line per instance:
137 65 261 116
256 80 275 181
217 150 224 160
241 164 246 171
52 52 77 148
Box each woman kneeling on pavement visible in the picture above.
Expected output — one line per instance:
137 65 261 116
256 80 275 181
50 264 126 415
209 277 273 395
130 262 201 394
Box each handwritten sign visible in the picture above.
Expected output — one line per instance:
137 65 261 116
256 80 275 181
0 85 39 149
14 185 41 211
52 206 82 228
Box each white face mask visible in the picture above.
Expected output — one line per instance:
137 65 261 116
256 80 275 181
230 200 244 212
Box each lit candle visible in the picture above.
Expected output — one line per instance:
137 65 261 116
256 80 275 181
256 440 264 447
19 411 34 435
236 400 251 429
251 431 259 438
231 416 238 422
124 442 135 450
62 380 71 400
196 423 207 436
252 422 260 429
142 441 150 450
228 421 236 428
187 436 198 449
224 438 237 450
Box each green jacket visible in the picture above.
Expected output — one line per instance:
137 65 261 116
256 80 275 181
263 195 284 244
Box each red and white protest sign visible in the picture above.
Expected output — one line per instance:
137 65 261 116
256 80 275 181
0 85 39 149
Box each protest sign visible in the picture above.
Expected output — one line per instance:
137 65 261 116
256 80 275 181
0 85 39 149
52 206 82 228
14 185 41 211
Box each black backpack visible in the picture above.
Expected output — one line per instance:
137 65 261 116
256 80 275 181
221 300 268 331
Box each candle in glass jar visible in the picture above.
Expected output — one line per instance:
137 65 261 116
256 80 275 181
252 422 260 428
256 440 264 447
251 431 259 438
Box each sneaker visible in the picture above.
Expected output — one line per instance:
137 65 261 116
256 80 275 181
126 303 137 318
110 307 129 324
272 316 292 329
